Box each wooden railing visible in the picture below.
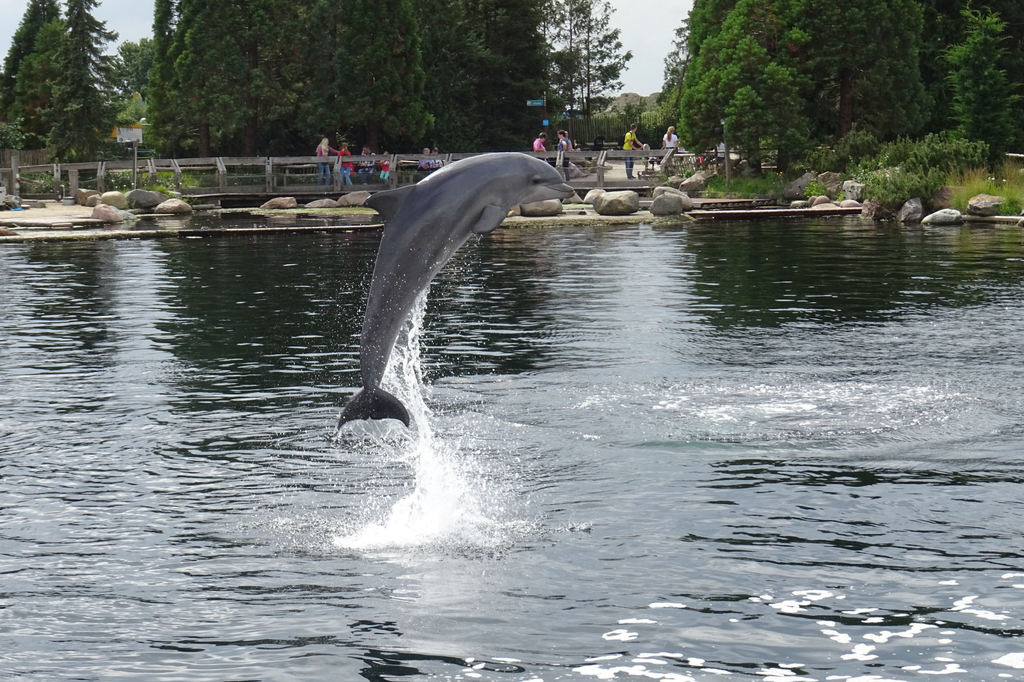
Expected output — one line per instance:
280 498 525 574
2 148 698 200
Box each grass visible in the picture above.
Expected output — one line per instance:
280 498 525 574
702 173 784 198
950 161 1024 215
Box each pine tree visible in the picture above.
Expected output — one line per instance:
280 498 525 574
548 0 631 115
10 19 66 146
337 0 431 152
0 0 61 119
463 0 550 150
47 0 118 160
946 6 1018 165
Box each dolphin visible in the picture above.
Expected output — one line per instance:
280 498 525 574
337 152 574 428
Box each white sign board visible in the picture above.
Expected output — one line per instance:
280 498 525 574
117 127 143 143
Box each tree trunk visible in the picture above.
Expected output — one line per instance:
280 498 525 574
838 67 854 137
198 121 210 157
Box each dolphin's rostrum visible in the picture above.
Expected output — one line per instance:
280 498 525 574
338 152 574 428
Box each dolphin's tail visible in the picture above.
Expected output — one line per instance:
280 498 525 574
337 386 411 428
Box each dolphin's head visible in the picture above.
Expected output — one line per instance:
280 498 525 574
514 154 575 204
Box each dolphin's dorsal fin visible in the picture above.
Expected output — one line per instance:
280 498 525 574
365 186 415 221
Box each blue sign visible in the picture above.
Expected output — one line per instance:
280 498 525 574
526 99 545 107
542 119 549 126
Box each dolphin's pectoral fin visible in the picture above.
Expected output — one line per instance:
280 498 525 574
365 186 416 222
471 204 509 234
337 386 411 428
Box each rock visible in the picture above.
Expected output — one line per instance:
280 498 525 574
338 191 371 207
790 200 811 209
99 191 128 210
563 192 583 204
86 194 102 207
841 180 865 202
154 198 193 214
817 171 843 198
897 197 924 223
583 189 606 205
666 175 686 187
922 208 964 225
652 186 693 210
125 189 169 210
677 171 711 194
783 171 815 200
91 203 125 223
839 199 862 208
593 190 640 216
809 202 839 210
519 199 564 217
931 185 955 209
862 199 895 221
0 227 19 236
261 196 297 209
650 193 685 216
76 188 99 206
967 193 1005 216
810 195 832 207
304 198 339 208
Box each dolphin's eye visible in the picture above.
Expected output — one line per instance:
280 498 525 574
531 176 544 184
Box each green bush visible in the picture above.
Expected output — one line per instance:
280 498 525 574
803 179 827 199
873 132 987 176
863 166 946 212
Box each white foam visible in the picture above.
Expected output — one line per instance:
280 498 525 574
994 653 1024 669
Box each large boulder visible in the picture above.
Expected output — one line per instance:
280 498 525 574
650 193 686 216
653 185 694 211
99 191 128 210
261 196 297 209
967 193 1005 216
897 197 924 223
304 198 339 208
125 189 169 210
809 194 832 207
931 185 955 209
677 171 711 194
76 188 99 206
91 203 124 223
862 199 895 221
809 201 840 210
338 191 371 207
922 208 964 225
583 188 606 205
519 199 564 217
154 198 193 214
816 171 843 198
839 199 862 208
593 190 640 216
86 194 102 207
841 180 865 202
783 171 815 200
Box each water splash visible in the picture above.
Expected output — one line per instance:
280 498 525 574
335 291 515 552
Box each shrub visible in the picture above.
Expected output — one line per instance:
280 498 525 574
863 167 946 212
873 132 987 176
950 164 1024 215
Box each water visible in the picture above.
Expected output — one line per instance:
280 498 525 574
2 218 1023 681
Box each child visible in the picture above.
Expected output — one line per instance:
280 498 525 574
379 154 391 183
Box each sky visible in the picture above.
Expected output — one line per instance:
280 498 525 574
0 0 692 96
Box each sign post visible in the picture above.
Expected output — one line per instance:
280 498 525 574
117 125 144 189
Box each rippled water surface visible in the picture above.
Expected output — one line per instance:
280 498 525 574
2 219 1024 681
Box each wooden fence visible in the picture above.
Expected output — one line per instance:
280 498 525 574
3 149 699 201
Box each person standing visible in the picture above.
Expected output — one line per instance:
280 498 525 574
532 132 548 153
623 123 642 179
315 137 339 185
557 129 572 177
662 126 678 150
338 142 353 185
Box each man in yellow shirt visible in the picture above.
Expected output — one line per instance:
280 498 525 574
623 123 642 179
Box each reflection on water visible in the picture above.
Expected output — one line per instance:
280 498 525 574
1 218 1023 680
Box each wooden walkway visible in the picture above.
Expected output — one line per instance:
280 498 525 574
2 149 701 204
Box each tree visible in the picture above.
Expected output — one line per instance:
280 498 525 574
945 6 1018 165
10 19 66 147
463 0 551 150
47 0 118 160
548 0 631 115
679 0 807 171
658 19 689 117
111 38 155 99
0 0 61 120
792 0 927 140
337 0 431 152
